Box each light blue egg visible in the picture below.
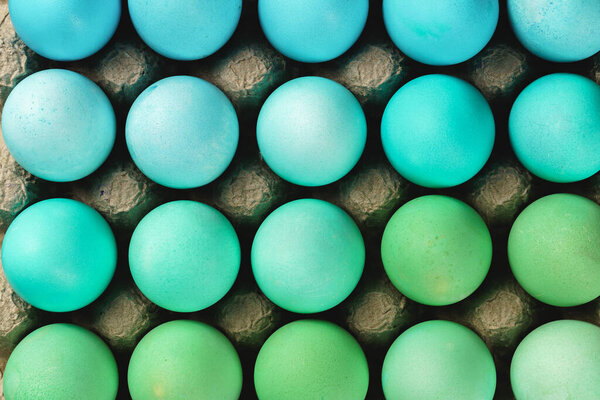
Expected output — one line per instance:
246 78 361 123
9 0 120 61
259 0 369 63
383 0 499 66
251 199 365 314
1 69 116 182
129 201 240 313
257 77 366 187
126 76 239 189
509 73 600 183
381 74 495 188
508 0 600 62
1 199 117 312
128 0 241 61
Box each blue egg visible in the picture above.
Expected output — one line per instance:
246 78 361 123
259 0 369 63
381 74 495 188
383 0 499 65
129 201 240 312
252 199 365 314
126 76 238 189
128 0 241 61
1 199 117 312
257 77 366 187
508 0 600 62
509 73 600 183
2 69 116 182
9 0 120 61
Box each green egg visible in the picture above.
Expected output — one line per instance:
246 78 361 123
3 323 118 400
381 195 492 306
254 319 369 400
127 320 242 400
382 320 496 400
508 193 600 306
511 320 600 399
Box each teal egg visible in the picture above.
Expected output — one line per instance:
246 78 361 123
1 198 117 312
126 76 239 189
1 69 116 182
511 320 600 399
129 201 240 312
257 76 366 187
381 74 495 188
3 324 119 400
509 73 600 183
251 199 365 313
382 320 496 400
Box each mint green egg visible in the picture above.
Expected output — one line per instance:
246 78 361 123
511 320 600 400
128 320 242 400
508 193 600 307
3 324 118 400
381 195 492 306
382 320 496 400
254 319 369 400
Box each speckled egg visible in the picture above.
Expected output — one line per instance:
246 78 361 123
509 73 600 183
126 76 238 189
1 198 117 312
129 201 240 312
128 0 241 61
254 319 369 400
508 193 600 307
257 76 366 187
383 0 499 65
252 199 365 313
508 0 600 62
1 69 116 182
381 74 494 188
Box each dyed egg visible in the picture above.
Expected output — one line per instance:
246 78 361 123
1 69 116 182
381 74 494 188
128 0 241 60
8 0 120 61
511 320 600 399
381 195 492 306
3 324 118 400
382 320 496 400
254 319 369 400
257 77 366 187
383 0 499 65
129 201 240 312
126 76 238 189
1 198 117 312
252 199 365 313
509 73 600 183
128 320 242 400
508 0 600 62
258 0 369 63
508 193 600 307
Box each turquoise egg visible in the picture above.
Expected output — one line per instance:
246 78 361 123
1 69 116 182
508 0 600 62
1 198 117 312
252 199 365 313
511 320 600 399
129 201 240 312
257 77 366 187
128 0 241 61
258 0 369 63
510 73 600 183
383 0 499 65
9 0 120 61
126 76 239 189
381 74 495 188
382 320 496 400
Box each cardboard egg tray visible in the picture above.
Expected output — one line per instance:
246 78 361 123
1 1 600 399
